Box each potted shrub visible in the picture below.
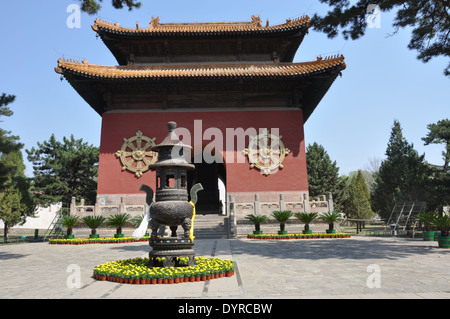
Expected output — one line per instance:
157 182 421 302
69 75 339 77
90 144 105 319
319 211 343 233
106 213 131 238
417 211 437 241
271 210 293 235
82 215 106 238
294 212 318 234
432 214 450 248
60 215 80 239
245 214 268 234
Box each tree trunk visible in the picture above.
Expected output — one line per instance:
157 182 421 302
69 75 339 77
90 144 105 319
329 223 334 231
3 223 9 243
280 223 285 231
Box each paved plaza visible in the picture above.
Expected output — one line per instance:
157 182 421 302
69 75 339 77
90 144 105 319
0 236 449 299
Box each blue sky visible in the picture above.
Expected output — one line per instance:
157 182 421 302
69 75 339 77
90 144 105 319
0 0 448 177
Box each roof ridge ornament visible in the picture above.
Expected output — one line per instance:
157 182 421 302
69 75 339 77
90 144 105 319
150 16 160 29
251 14 262 27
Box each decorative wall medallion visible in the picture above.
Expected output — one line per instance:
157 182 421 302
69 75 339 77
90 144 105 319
115 131 158 178
243 129 290 175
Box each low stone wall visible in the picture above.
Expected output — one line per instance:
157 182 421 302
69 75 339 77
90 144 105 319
70 196 148 219
228 192 335 220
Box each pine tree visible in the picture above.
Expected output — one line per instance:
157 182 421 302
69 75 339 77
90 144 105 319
311 0 450 77
372 120 430 219
0 94 35 241
422 118 450 213
26 134 99 207
422 119 450 171
345 170 374 219
306 142 345 210
78 0 141 14
0 151 35 241
0 93 23 189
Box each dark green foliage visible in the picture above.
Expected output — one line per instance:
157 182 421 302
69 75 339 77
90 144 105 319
245 214 269 231
0 153 35 241
294 212 318 231
306 142 346 211
319 211 343 231
0 93 23 189
422 118 450 170
271 210 293 231
0 93 15 118
432 214 450 237
0 93 34 241
106 213 131 235
60 215 80 236
417 211 437 231
372 120 430 219
344 170 374 219
82 215 106 235
422 119 450 213
78 0 141 14
311 0 450 77
26 134 99 207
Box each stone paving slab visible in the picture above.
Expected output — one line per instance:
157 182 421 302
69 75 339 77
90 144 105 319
0 236 448 299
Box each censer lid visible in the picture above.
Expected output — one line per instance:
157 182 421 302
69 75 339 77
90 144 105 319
148 121 195 171
151 121 192 152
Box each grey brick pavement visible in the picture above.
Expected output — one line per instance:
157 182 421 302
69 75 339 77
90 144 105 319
0 236 448 299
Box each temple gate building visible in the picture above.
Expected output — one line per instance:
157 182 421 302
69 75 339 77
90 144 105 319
55 15 345 224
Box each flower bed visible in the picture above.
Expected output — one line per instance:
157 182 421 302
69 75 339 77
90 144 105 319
93 256 235 284
247 232 351 240
48 236 151 245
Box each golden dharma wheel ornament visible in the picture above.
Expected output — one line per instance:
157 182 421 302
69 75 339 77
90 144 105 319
244 129 290 176
115 131 158 178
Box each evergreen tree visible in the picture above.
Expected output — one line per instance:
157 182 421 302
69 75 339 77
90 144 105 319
78 0 141 14
422 118 450 213
0 94 35 240
0 93 23 189
372 120 430 219
345 170 374 219
306 142 345 210
347 170 376 194
422 119 450 170
26 134 99 207
0 151 35 241
311 0 450 77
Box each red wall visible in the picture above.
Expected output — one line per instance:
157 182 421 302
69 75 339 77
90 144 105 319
98 109 308 195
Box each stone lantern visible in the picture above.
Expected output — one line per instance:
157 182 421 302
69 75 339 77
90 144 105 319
147 121 202 267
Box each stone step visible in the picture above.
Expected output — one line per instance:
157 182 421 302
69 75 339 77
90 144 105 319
192 215 228 239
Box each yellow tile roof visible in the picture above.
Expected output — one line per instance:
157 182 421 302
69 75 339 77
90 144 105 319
91 15 310 35
55 56 345 79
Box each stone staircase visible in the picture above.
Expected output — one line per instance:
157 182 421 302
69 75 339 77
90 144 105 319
192 214 229 239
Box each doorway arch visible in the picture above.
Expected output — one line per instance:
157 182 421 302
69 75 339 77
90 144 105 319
187 148 226 215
